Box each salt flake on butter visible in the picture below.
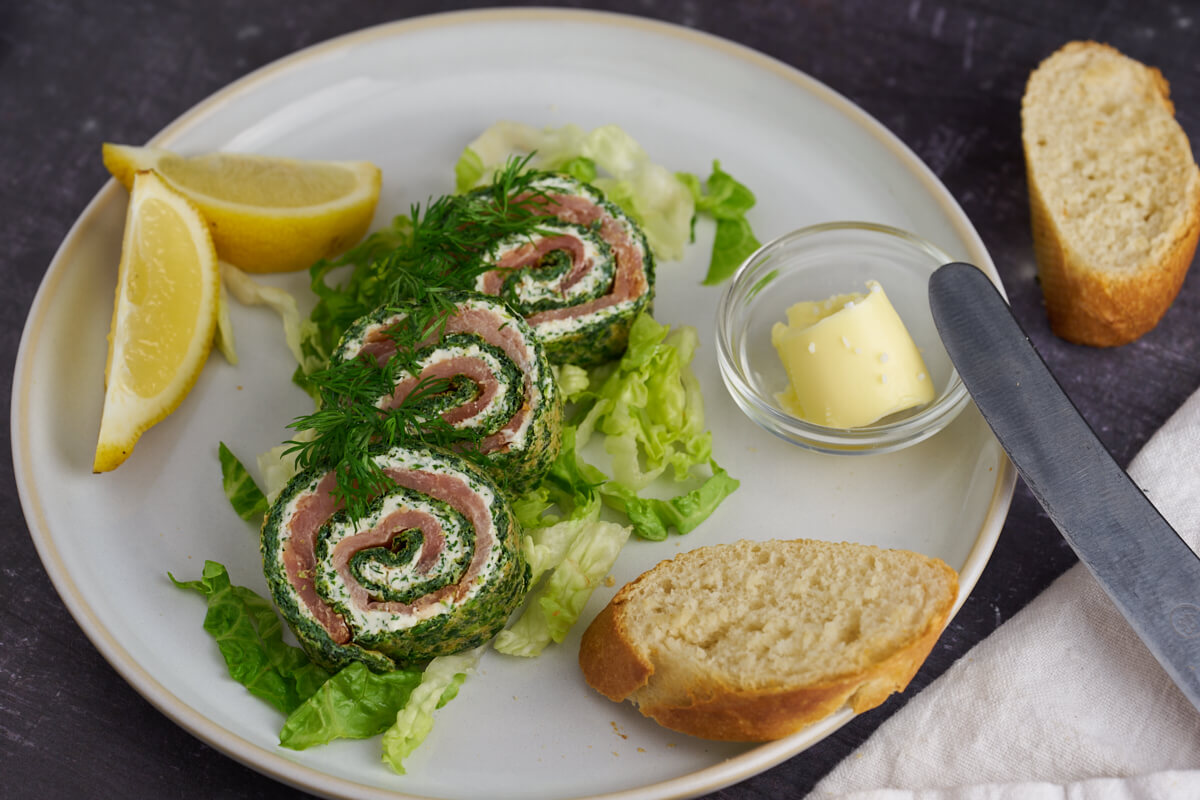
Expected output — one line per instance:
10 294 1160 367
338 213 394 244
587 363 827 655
769 280 935 428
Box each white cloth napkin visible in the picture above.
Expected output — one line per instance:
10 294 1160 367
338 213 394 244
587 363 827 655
810 389 1200 800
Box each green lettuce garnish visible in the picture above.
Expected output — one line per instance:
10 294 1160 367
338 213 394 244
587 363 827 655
218 443 268 521
512 426 601 530
494 518 630 657
279 662 422 750
552 363 590 403
572 313 740 540
381 648 481 774
255 428 313 504
498 424 626 657
677 160 762 285
221 263 316 372
213 280 238 364
577 313 710 488
495 316 737 656
169 561 330 714
172 562 460 770
599 461 740 542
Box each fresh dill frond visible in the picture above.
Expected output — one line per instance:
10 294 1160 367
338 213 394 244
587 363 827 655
285 358 481 520
300 156 552 368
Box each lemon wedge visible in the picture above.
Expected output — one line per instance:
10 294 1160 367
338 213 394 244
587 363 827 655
102 144 381 273
94 171 220 473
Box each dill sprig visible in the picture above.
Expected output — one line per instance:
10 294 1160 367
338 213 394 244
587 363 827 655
285 158 554 521
287 355 479 519
301 156 552 365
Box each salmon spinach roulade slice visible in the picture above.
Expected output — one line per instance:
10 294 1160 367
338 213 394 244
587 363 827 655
261 443 528 671
474 173 655 367
333 292 562 493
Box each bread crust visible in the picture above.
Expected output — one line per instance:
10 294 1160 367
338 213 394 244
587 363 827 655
1022 41 1200 347
578 541 958 742
576 601 653 701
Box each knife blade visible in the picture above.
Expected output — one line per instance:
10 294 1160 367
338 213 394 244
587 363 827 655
929 261 1200 712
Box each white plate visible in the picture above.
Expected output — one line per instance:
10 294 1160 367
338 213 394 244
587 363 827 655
12 9 1015 800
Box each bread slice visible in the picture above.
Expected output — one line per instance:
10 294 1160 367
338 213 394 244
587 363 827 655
578 539 958 741
1021 41 1200 346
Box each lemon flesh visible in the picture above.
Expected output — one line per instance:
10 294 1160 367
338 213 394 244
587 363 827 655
94 171 220 473
102 144 382 273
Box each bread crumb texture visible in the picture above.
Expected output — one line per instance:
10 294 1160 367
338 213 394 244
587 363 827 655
1022 41 1200 345
579 538 958 741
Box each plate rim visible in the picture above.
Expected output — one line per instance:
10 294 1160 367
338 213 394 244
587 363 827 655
11 7 1017 800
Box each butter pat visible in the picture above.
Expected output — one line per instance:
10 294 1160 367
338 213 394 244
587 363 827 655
771 281 934 428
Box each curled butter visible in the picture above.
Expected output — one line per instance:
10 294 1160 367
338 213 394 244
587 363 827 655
770 281 935 428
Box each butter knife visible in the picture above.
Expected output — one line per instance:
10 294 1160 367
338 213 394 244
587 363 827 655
929 261 1200 712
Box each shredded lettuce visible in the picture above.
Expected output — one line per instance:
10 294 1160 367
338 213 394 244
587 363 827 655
499 425 631 657
599 460 740 542
677 161 762 285
552 363 590 402
457 122 694 261
213 279 238 364
576 313 711 490
279 662 422 751
218 443 268 521
569 313 740 541
256 428 314 505
169 561 331 715
494 519 630 657
221 262 318 374
521 511 599 585
513 426 602 529
381 648 482 774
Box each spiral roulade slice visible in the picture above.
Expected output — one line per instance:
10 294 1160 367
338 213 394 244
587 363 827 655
260 443 527 671
474 173 655 367
333 292 562 493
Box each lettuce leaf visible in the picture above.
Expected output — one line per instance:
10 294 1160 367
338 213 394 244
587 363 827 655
494 519 630 657
279 662 422 750
567 313 739 541
521 511 599 585
381 648 482 774
169 561 330 715
498 423 633 658
599 460 740 542
456 122 694 261
256 427 314 505
220 263 317 374
513 426 601 529
218 443 268 521
576 313 711 490
213 279 238 364
677 161 762 285
552 363 590 402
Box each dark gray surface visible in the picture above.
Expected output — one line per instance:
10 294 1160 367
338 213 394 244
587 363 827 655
3 2 1199 798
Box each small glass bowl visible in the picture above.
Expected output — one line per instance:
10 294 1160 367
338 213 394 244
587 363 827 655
715 221 970 455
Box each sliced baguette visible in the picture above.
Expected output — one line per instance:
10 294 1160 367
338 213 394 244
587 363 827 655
578 539 958 741
1021 41 1200 346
